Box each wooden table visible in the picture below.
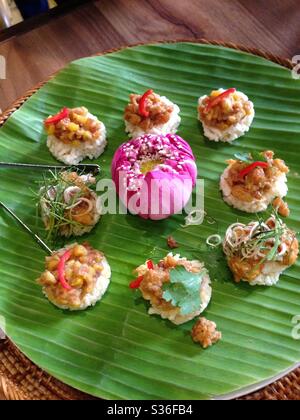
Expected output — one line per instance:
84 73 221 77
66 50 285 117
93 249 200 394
0 0 299 113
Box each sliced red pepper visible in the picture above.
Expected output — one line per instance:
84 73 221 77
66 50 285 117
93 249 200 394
57 249 73 291
138 89 153 118
204 88 236 113
129 276 144 289
147 260 154 270
239 161 269 178
44 107 69 125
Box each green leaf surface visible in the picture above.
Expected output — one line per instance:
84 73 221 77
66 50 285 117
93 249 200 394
0 42 299 400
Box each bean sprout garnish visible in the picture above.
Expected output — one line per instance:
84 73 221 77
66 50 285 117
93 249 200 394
223 212 291 264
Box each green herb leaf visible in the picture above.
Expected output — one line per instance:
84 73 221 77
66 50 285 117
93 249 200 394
35 169 94 245
251 151 267 162
234 152 252 163
234 151 267 163
162 266 205 315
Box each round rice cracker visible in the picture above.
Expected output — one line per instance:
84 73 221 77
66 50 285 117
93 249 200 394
198 90 255 143
125 96 181 138
42 255 111 311
220 166 288 213
47 118 107 165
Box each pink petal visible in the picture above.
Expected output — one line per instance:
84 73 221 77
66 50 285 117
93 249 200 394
111 134 198 220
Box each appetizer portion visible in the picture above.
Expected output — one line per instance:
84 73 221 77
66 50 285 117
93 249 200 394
223 215 299 286
39 171 101 240
191 317 222 349
198 88 254 142
124 89 181 138
220 151 289 213
37 243 111 311
44 107 107 165
130 253 212 325
112 134 197 220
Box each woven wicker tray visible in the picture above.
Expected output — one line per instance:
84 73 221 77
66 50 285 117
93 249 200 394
0 39 299 400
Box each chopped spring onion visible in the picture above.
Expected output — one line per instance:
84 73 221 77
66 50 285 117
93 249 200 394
68 198 93 217
206 234 222 248
181 210 206 228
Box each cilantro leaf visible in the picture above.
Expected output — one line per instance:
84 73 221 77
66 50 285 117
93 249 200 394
162 266 205 315
251 151 267 162
234 152 252 163
234 151 267 163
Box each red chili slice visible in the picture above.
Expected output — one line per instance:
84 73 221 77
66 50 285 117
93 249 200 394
130 260 154 289
129 276 144 289
204 88 236 113
138 89 153 118
44 107 69 125
239 161 269 178
57 249 73 291
147 260 154 270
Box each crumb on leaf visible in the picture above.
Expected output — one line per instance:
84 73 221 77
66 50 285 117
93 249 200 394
191 317 222 349
167 236 179 249
272 197 290 217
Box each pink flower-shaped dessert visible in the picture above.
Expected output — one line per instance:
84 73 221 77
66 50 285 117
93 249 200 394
112 134 197 220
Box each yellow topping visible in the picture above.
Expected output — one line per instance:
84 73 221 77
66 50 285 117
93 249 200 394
140 159 163 174
73 244 88 258
68 122 80 132
46 124 55 135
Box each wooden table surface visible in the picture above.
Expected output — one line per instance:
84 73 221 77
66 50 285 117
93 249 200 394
0 0 299 112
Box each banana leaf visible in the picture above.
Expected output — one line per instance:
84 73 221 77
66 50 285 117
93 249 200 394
0 42 299 400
